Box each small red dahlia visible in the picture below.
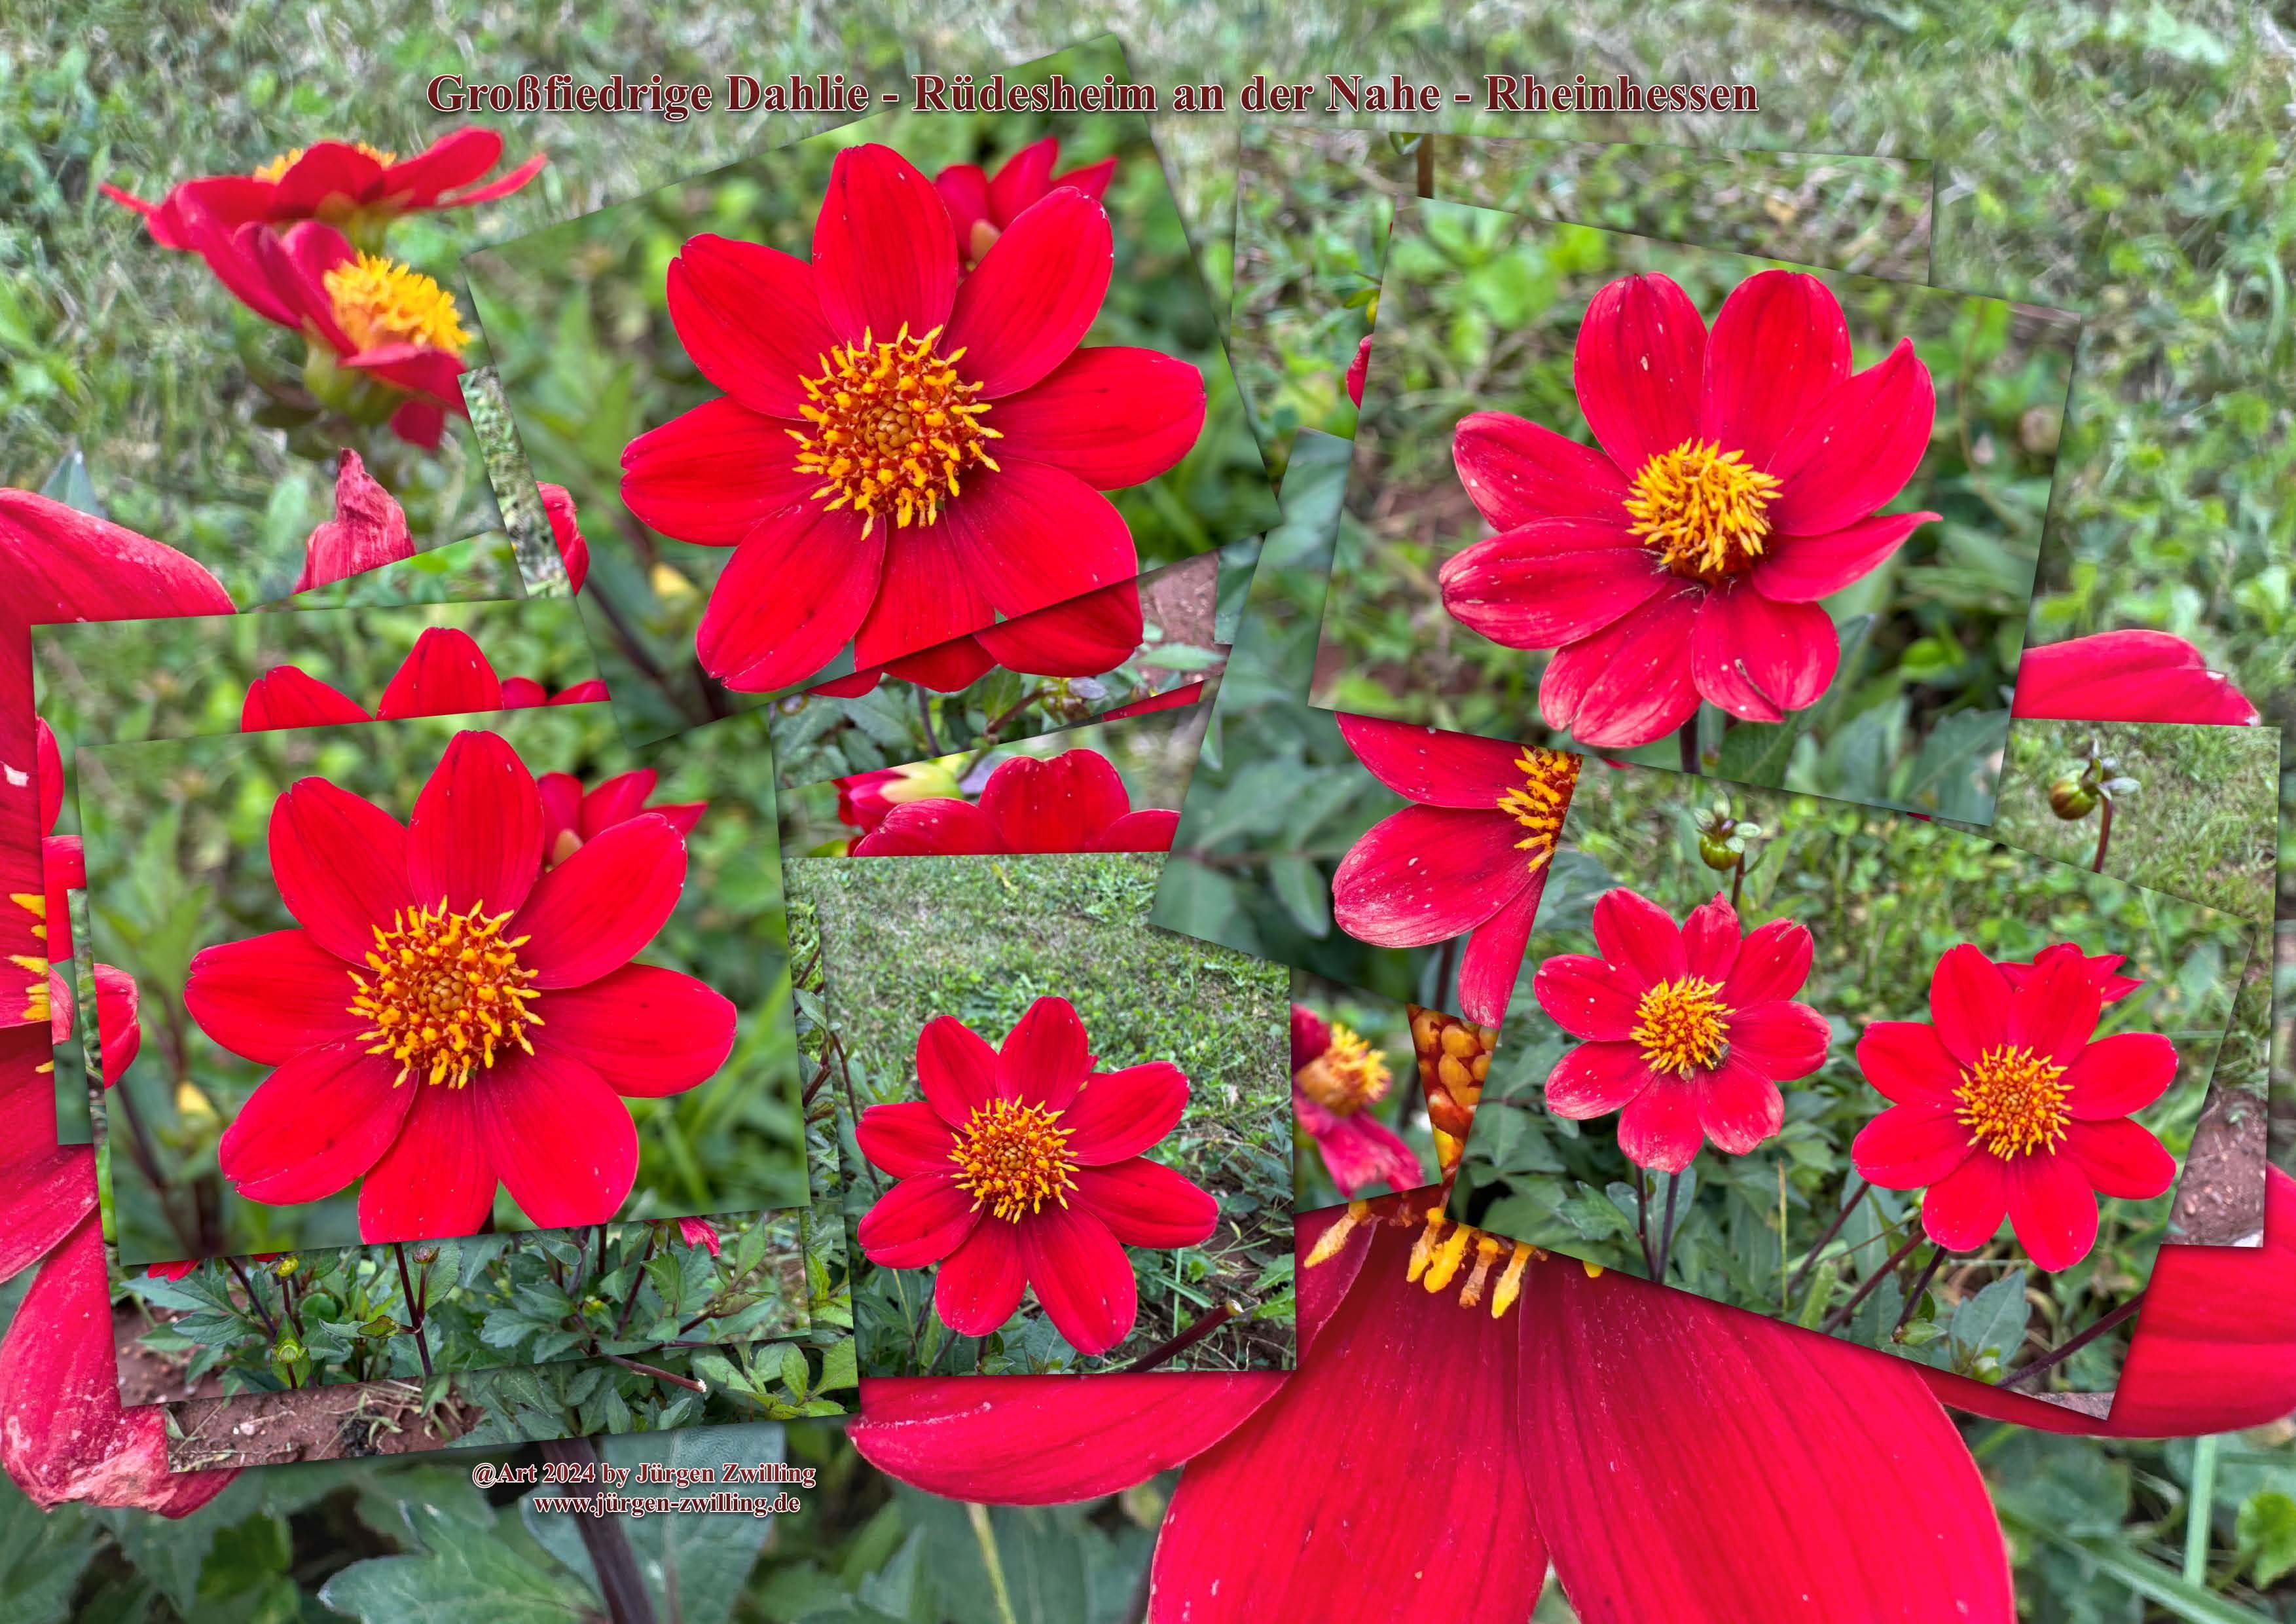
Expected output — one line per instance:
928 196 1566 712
183 729 735 1241
853 997 1214 1356
1851 941 2177 1272
852 748 1176 856
1440 268 1939 748
620 143 1205 693
1290 1005 1423 1198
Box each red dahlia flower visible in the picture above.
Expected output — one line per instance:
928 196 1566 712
2012 629 2260 726
852 997 1215 1356
295 449 414 591
182 729 735 1240
1535 888 1828 1173
1440 269 1939 747
1850 941 2176 1272
809 576 1144 697
852 748 1178 857
853 1194 2015 1621
101 128 543 246
241 625 602 729
537 482 589 593
1290 1005 1423 1197
936 136 1116 268
538 769 705 869
1344 333 1371 408
674 1216 722 1256
835 761 963 834
1330 714 1583 1027
620 143 1205 693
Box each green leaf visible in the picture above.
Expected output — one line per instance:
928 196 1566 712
319 1498 593 1624
1948 1272 2030 1367
0 1481 96 1624
2000 1507 2273 1623
2236 1490 2296 1589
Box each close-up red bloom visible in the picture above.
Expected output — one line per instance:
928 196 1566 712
1290 1005 1422 1197
808 575 1144 697
1439 269 1939 748
852 748 1177 856
240 625 604 730
852 996 1214 1356
619 143 1207 693
101 127 544 246
854 1194 2017 1621
1330 713 1582 1027
1851 940 2177 1272
835 762 962 834
936 136 1116 268
674 1215 722 1256
2011 629 2260 726
538 768 706 870
1535 888 1829 1173
181 729 735 1241
537 481 590 593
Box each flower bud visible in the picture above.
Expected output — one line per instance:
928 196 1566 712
2048 777 2098 819
1699 833 1742 870
270 1338 305 1364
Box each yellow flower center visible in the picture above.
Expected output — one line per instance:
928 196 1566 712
1955 1044 2071 1158
253 142 399 183
949 1098 1078 1222
1304 1200 1556 1321
320 253 471 355
1296 1022 1391 1116
1631 976 1734 1076
348 900 541 1088
1626 438 1782 580
790 323 1000 538
1493 748 1580 874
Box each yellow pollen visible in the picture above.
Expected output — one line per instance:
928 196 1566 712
253 142 397 183
1457 1234 1505 1308
949 1098 1078 1222
1493 748 1581 874
320 253 471 355
1305 1202 1542 1320
1422 1223 1474 1293
1955 1044 2072 1158
1631 976 1734 1076
1626 438 1781 580
1296 1022 1390 1116
347 899 541 1088
1305 1198 1372 1267
789 323 998 540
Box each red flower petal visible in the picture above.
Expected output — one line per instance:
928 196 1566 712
934 1219 1029 1335
1063 1063 1188 1166
1018 1202 1136 1356
811 145 956 346
406 729 541 916
2062 1031 2179 1120
2003 946 2102 1067
577 770 657 838
989 346 1205 488
217 1041 414 1204
475 1047 638 1227
1085 807 1180 853
699 506 887 692
1439 521 1662 652
917 1014 1000 1127
434 151 548 210
856 1170 981 1268
266 777 415 963
856 1099 961 1178
852 1372 1281 1505
532 965 736 1097
373 128 502 202
1523 1260 2013 1622
241 665 371 731
883 639 999 692
1618 1075 1705 1172
0 1025 95 1278
271 142 389 213
1855 1019 1963 1105
92 964 141 1086
1573 272 1707 478
183 928 363 1065
1298 1106 1425 1198
666 234 838 420
946 187 1112 398
1458 878 1544 1027
2011 630 2259 726
853 799 1004 856
996 996 1093 1112
972 577 1143 677
375 626 503 720
1751 511 1937 603
1545 1040 1655 1119
1535 954 1645 1041
295 449 415 591
2064 1118 2176 1200
2005 1151 2100 1272
1076 1158 1218 1247
934 162 993 250
1539 585 1704 748
1719 917 1815 1008
1698 269 1852 469
356 1078 495 1243
620 397 823 547
1919 1151 2010 1250
1764 339 1935 536
986 138 1059 223
1334 712 1529 808
1451 409 1630 529
1724 999 1830 1082
1690 582 1840 720
936 460 1139 623
1852 1102 1978 1189
1592 887 1686 990
1927 943 2010 1066
850 523 997 670
1332 804 1527 949
1678 893 1740 982
978 749 1131 852
507 813 684 989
